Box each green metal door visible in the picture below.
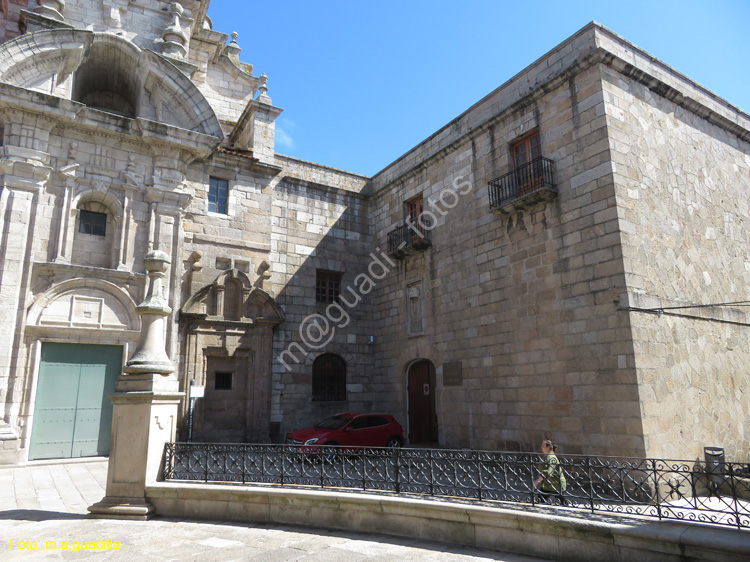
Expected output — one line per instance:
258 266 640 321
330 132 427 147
29 343 122 460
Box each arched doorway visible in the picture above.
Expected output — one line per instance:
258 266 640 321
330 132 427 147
407 360 438 445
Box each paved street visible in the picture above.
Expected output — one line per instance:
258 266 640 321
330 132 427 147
0 459 555 561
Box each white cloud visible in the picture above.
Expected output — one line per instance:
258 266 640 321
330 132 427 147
275 118 296 150
275 126 294 150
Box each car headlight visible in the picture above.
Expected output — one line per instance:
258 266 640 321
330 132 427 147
304 438 320 445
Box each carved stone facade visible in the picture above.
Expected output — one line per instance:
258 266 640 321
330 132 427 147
0 2 748 464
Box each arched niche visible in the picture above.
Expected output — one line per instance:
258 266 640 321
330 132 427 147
72 38 141 117
68 188 123 269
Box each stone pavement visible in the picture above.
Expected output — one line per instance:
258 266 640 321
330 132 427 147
0 459 555 561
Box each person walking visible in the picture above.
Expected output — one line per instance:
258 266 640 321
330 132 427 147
534 439 567 505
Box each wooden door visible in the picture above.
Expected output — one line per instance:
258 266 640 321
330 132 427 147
407 360 438 444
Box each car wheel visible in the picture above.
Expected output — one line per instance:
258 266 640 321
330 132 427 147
386 437 403 448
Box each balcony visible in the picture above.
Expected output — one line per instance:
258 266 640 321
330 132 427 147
387 222 431 258
488 156 556 212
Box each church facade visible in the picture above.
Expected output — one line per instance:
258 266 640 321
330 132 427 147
1 1 748 465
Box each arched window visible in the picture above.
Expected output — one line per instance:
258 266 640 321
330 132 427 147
312 354 346 401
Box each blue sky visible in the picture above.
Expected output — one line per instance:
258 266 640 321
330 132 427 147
207 1 749 177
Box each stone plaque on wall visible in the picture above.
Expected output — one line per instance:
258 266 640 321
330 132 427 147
406 280 425 336
443 361 463 386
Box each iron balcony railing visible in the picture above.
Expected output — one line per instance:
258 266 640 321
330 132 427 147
163 443 750 530
387 221 431 256
489 156 555 209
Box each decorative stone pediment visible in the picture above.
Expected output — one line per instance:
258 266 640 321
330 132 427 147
0 29 223 139
181 269 284 326
26 278 139 331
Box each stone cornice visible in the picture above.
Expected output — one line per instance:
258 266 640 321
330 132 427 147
24 325 141 340
0 82 220 158
184 232 270 253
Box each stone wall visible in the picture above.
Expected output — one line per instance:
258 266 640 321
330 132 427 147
269 168 374 436
369 50 644 456
0 0 27 44
603 61 750 460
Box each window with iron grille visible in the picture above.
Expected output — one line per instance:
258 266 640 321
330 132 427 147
79 210 107 236
214 372 232 390
208 176 229 214
312 354 346 401
316 270 342 303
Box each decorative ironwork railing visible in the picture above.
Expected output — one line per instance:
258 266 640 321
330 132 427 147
489 156 555 209
163 444 750 530
387 221 431 256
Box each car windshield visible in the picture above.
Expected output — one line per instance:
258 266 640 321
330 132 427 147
315 415 351 430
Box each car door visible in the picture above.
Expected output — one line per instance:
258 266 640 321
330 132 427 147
344 416 372 447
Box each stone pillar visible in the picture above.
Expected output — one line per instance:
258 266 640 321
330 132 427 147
0 144 51 461
88 251 183 520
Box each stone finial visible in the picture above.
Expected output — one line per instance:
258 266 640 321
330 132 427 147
123 250 175 375
161 2 188 59
258 72 271 103
225 31 241 60
34 0 65 22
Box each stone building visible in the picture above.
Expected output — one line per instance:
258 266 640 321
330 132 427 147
1 1 748 465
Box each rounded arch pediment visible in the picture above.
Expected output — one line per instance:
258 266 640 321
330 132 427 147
0 29 94 97
27 278 139 331
0 29 223 139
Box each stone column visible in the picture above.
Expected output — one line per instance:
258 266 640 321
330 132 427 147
88 251 183 520
0 145 51 463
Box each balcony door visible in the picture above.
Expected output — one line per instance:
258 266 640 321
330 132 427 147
511 132 542 195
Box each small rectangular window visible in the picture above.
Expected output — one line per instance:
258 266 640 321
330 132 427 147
79 210 107 236
316 270 342 303
214 372 233 390
208 177 229 214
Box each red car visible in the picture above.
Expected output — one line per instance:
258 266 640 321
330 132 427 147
286 412 406 449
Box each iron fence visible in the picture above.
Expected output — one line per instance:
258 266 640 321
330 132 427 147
163 443 750 530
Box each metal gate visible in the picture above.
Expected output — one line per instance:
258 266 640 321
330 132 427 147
29 343 122 460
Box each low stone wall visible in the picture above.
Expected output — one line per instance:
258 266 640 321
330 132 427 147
146 482 750 562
